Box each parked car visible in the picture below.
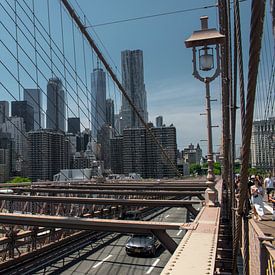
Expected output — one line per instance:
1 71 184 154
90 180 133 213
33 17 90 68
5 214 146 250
125 234 159 256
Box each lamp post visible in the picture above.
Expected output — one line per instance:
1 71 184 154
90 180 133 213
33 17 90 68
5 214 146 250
185 16 225 206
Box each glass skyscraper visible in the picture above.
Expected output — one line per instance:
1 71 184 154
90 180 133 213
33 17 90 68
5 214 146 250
24 88 42 130
91 68 106 140
120 49 148 130
46 77 65 132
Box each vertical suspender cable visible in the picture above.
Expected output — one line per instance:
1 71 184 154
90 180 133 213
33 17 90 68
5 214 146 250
14 0 21 100
232 1 266 273
60 0 182 177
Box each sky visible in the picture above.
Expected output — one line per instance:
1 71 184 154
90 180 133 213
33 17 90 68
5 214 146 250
72 0 251 153
0 0 273 155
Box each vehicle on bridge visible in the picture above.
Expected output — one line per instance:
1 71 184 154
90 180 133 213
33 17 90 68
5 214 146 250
125 234 159 256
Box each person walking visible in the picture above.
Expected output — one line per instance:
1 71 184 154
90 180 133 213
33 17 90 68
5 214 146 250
268 190 275 221
251 175 265 221
264 174 274 200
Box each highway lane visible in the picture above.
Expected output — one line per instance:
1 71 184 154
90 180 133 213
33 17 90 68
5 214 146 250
35 207 190 275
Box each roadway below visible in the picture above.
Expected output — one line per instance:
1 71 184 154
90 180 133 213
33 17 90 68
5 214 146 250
34 207 190 275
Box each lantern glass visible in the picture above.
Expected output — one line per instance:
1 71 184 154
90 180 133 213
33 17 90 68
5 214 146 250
199 47 214 71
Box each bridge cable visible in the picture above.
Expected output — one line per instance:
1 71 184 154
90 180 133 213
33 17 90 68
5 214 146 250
61 0 182 178
232 0 267 273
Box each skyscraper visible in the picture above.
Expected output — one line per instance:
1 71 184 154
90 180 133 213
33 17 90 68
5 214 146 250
46 77 65 132
11 101 34 132
24 88 42 130
106 98 115 128
91 68 106 140
251 117 275 172
156 116 163 127
28 129 68 181
68 117 80 134
0 101 9 124
121 49 148 130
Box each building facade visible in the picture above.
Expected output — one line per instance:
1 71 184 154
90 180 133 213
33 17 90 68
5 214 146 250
11 101 34 132
110 126 177 178
106 98 115 128
91 68 106 140
110 136 124 174
1 116 27 173
68 117 80 134
46 77 65 132
28 130 68 181
251 117 275 172
24 88 42 130
120 50 148 130
181 143 202 165
156 116 163 127
0 101 9 124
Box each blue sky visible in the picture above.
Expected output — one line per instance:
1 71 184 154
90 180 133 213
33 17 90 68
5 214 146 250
0 0 273 155
73 0 251 153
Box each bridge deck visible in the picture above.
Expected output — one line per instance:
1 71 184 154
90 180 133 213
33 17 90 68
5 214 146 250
161 206 220 275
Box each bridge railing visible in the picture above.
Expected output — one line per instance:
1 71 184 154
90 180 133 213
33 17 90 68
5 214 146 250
248 219 275 274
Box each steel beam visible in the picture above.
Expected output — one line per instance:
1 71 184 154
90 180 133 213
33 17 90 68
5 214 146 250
0 213 190 253
30 185 207 191
0 194 200 207
11 188 205 198
152 229 178 254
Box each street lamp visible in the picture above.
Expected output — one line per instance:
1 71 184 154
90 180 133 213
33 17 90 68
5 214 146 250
185 16 225 206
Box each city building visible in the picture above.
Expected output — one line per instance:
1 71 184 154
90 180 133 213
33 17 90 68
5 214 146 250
120 49 148 130
156 116 163 127
110 136 124 174
106 98 115 128
91 68 106 140
251 117 275 172
110 126 177 178
11 101 34 132
1 116 27 173
181 143 202 165
46 77 65 132
24 88 42 130
0 132 13 182
28 130 69 181
0 101 9 124
68 117 80 134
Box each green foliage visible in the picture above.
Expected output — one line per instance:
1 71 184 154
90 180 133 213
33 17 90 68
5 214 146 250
7 177 31 183
213 162 221 175
190 164 202 175
190 162 221 176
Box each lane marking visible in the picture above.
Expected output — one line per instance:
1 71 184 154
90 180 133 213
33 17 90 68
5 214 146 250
92 255 112 268
146 258 160 274
177 229 183 236
165 214 170 218
263 202 273 214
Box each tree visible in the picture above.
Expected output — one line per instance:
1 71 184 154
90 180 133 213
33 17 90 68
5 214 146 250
7 177 31 183
190 164 202 175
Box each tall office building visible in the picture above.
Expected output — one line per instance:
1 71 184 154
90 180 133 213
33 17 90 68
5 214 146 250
120 50 148 130
91 68 106 140
0 101 9 124
110 136 124 174
2 116 27 167
156 116 163 127
0 132 13 182
28 129 68 181
24 88 42 130
251 117 275 171
68 117 80 134
11 101 34 132
110 126 177 178
106 98 115 128
46 77 65 132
